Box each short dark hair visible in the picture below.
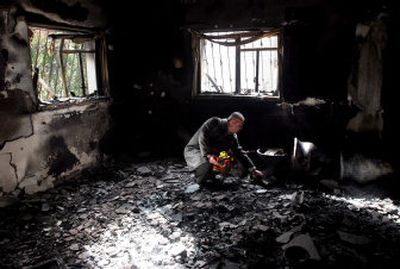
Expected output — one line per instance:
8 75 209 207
228 112 245 122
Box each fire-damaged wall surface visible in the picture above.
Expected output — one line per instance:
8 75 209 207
1 0 398 194
106 0 398 183
0 103 110 193
0 0 111 195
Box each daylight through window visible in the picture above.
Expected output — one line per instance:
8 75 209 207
199 31 280 97
29 27 98 102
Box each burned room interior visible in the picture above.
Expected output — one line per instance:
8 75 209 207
1 0 400 268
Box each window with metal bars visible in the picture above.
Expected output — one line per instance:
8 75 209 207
198 31 280 97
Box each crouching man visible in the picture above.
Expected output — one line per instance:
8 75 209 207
184 112 263 185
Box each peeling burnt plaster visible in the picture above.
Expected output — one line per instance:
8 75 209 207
70 147 92 164
46 102 110 154
0 88 36 112
18 0 107 29
18 174 55 194
0 12 36 109
7 153 18 180
0 112 34 150
48 110 84 129
0 101 110 194
0 153 18 192
1 125 44 182
10 16 29 46
47 136 80 176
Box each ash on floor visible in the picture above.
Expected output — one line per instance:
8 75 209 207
1 159 400 269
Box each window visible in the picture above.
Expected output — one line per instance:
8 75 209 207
197 31 280 97
29 27 107 104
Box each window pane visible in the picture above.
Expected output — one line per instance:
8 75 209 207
85 41 97 94
240 51 256 94
259 50 279 95
63 44 83 96
29 27 98 102
200 36 235 93
199 31 279 97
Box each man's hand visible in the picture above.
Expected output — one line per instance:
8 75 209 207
251 169 264 179
207 155 225 169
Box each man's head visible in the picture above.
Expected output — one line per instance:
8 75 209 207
227 112 245 134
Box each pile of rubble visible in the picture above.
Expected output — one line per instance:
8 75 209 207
1 159 400 268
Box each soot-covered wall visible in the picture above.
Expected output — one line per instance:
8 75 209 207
106 0 397 182
0 1 111 195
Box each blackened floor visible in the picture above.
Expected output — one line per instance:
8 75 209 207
1 159 400 269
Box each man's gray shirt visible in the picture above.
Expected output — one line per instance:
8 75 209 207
183 117 256 171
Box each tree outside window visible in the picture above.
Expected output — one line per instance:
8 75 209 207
29 27 99 102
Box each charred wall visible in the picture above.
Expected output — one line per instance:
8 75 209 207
104 1 187 159
0 102 110 194
106 0 397 183
0 0 111 195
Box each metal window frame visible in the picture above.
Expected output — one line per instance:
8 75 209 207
29 26 107 101
198 30 281 98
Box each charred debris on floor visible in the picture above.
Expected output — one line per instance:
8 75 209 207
1 159 400 268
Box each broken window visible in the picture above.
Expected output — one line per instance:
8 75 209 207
194 30 281 97
29 27 108 104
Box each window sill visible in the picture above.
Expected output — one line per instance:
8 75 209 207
193 93 282 102
37 96 111 112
